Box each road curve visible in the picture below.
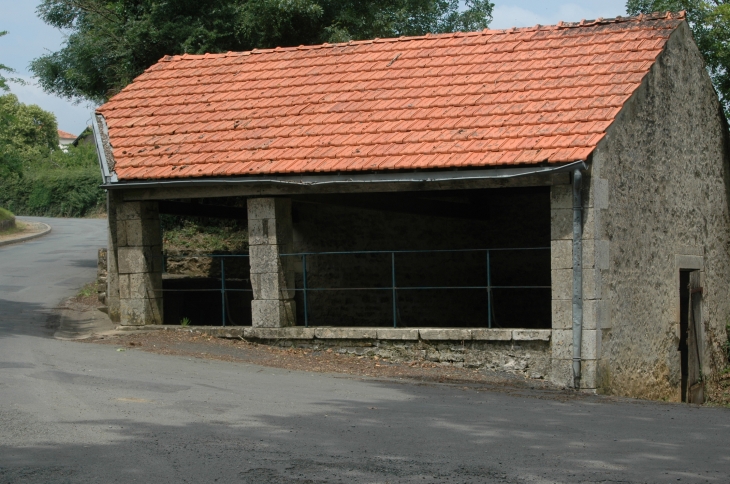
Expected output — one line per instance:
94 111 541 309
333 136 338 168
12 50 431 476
0 217 728 483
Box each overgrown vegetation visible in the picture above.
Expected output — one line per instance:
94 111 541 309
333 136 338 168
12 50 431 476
161 215 248 255
0 206 12 221
0 144 105 217
0 91 105 217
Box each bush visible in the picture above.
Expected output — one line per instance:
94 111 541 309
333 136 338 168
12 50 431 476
0 167 105 217
0 206 12 221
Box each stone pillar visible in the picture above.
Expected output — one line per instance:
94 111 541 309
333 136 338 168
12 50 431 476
550 183 575 387
106 191 121 322
550 175 608 390
248 198 296 327
116 200 163 326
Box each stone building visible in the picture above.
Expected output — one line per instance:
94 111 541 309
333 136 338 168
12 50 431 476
93 12 730 401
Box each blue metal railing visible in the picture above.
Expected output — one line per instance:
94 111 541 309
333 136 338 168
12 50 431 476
161 247 550 328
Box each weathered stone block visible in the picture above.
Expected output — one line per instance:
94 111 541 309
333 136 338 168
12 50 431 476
116 220 128 247
251 299 296 327
118 246 162 274
590 178 609 210
123 219 161 247
550 328 600 360
551 329 572 360
120 297 163 326
120 272 162 300
247 198 291 221
315 327 377 339
552 299 571 329
513 329 551 341
549 358 573 388
551 239 572 270
281 327 316 339
583 298 608 330
581 206 601 240
470 329 512 341
376 328 419 340
245 327 314 339
582 239 610 270
550 208 572 241
551 269 572 300
551 184 572 210
249 245 282 274
116 201 159 221
248 218 293 246
419 328 471 341
580 359 598 389
582 268 602 300
251 271 295 300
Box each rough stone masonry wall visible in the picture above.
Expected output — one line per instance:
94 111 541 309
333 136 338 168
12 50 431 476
593 22 730 400
290 188 551 328
172 326 552 379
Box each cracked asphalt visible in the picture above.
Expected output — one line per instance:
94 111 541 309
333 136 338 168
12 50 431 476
1 217 729 483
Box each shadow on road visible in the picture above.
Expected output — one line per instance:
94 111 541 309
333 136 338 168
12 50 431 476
0 298 56 339
1 372 729 484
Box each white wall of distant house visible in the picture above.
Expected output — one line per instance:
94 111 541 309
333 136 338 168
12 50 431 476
1 0 627 135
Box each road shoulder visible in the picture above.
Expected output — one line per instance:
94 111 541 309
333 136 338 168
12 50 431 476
0 219 52 247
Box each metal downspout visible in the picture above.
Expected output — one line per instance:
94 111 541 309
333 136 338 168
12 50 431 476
572 169 584 389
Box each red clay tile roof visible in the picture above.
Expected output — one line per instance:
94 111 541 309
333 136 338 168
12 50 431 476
58 129 76 140
98 11 686 181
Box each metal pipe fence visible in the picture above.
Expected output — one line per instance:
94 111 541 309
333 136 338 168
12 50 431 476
161 247 550 327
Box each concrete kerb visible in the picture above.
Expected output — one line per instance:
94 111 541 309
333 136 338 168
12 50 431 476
0 221 52 247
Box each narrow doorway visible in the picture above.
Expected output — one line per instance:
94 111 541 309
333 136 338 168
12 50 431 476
679 270 690 402
679 269 704 403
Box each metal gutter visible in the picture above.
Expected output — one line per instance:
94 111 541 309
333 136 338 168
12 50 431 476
100 160 587 189
91 113 117 184
572 168 584 389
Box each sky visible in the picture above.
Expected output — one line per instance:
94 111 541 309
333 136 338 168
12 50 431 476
0 1 628 135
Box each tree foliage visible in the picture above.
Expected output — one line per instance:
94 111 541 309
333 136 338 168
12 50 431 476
627 1 730 117
31 0 493 103
0 94 60 178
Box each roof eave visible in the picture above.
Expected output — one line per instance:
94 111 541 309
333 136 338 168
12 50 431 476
101 160 587 190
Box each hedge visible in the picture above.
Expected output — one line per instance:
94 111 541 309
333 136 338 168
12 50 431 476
0 168 105 217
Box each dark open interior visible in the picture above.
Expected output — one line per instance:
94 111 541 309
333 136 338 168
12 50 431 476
160 186 552 328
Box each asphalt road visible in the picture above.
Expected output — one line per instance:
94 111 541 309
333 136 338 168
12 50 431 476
1 217 729 484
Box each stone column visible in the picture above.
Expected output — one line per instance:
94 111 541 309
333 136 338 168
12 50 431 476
550 183 575 387
106 191 121 322
550 175 608 390
248 198 296 327
116 200 163 326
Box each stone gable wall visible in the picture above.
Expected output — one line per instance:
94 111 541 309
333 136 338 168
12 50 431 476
593 22 730 400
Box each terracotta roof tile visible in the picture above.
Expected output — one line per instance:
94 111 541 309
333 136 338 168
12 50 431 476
99 12 686 180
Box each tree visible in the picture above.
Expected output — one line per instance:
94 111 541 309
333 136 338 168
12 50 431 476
30 0 493 103
0 94 60 177
627 1 730 117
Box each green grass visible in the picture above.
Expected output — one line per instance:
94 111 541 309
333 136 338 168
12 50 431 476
77 281 100 298
0 207 13 221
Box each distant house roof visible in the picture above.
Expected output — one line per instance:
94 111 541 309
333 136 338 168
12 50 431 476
58 129 76 140
97 11 686 181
